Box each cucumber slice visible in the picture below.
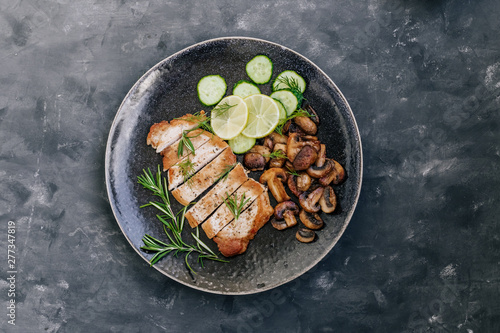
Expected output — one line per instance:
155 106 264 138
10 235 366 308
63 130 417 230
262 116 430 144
273 98 287 123
197 75 227 106
246 55 273 84
233 80 261 98
228 133 256 154
270 90 299 116
272 70 306 93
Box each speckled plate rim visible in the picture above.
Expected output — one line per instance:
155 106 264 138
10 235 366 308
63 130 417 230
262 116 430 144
105 36 363 295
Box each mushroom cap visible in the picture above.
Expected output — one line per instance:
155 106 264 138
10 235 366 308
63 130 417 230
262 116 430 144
271 218 289 230
299 187 324 213
260 167 288 184
260 168 290 203
307 156 333 178
244 152 266 171
274 200 299 219
294 116 317 135
292 145 318 171
319 159 346 186
320 186 337 213
299 210 324 230
296 227 316 243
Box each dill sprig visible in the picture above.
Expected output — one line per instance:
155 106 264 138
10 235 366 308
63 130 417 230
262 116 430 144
264 150 287 160
212 102 235 117
286 165 300 177
223 192 250 221
138 166 227 272
177 158 195 187
275 76 304 103
274 108 313 135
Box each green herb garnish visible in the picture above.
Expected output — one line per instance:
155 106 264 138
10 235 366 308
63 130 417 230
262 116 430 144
274 108 313 135
223 191 250 221
177 158 195 187
215 163 236 182
138 166 227 273
275 76 304 103
264 150 287 160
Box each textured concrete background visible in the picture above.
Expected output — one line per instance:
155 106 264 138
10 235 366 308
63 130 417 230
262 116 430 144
1 0 499 332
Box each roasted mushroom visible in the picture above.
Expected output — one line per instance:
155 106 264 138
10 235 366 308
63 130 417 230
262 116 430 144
319 186 337 213
315 144 326 168
269 143 287 168
287 172 312 197
299 186 324 213
297 172 312 192
306 155 333 178
260 168 290 203
287 133 321 163
293 145 318 171
296 227 316 243
243 145 272 171
243 152 267 171
299 210 324 230
319 159 346 186
271 201 299 230
294 116 317 135
268 132 288 145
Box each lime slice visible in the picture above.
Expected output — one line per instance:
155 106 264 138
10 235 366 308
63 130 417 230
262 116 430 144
228 133 256 154
241 94 280 138
210 95 249 140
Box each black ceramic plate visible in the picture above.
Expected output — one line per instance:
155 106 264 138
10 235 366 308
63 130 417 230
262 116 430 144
105 37 362 295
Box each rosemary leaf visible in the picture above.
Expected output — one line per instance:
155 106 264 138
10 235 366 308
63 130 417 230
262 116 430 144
138 167 228 273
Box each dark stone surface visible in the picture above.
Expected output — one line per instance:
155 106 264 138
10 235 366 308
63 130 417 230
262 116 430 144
0 0 499 332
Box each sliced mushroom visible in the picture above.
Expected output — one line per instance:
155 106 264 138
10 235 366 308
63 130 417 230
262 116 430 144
268 132 288 145
319 186 337 213
319 159 346 186
243 152 266 171
296 172 312 192
272 201 299 229
298 186 324 213
286 133 320 163
299 210 324 230
304 104 319 125
307 155 333 178
296 227 315 243
269 143 287 168
294 116 317 135
288 172 312 197
315 144 326 168
249 145 271 163
293 145 318 171
271 219 288 230
260 168 290 203
263 136 274 151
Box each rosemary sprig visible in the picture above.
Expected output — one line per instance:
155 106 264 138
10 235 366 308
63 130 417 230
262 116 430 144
223 192 250 221
177 130 197 158
215 163 236 182
138 166 227 273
